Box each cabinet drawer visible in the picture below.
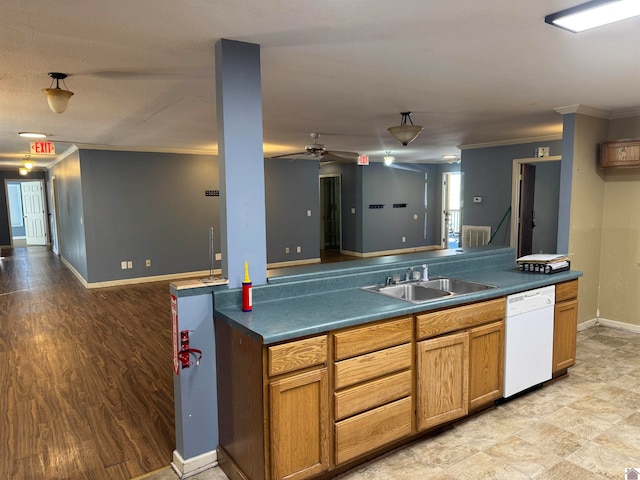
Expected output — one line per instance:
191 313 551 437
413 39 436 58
334 316 412 360
268 335 327 377
335 397 412 465
334 370 411 421
334 343 411 390
555 279 578 303
416 297 505 340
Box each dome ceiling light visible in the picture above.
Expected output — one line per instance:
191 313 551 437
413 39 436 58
43 72 74 114
387 112 423 146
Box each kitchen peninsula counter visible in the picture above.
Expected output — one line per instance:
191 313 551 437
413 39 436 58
213 246 581 345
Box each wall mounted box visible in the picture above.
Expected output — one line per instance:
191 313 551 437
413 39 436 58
600 139 640 168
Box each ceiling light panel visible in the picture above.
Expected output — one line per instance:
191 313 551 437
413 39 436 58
545 0 640 33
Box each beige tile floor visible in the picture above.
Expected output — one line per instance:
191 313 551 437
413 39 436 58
138 325 640 480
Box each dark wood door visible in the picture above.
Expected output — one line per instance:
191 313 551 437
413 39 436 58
518 164 536 257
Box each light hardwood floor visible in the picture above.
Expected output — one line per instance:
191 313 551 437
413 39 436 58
0 247 175 479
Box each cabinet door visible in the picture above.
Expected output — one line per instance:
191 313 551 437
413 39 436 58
270 368 330 480
416 331 469 431
553 299 578 373
469 321 504 411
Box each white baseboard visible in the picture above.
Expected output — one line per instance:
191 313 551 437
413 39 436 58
171 449 218 478
267 258 321 269
577 318 598 331
595 317 640 334
341 245 441 258
60 256 222 289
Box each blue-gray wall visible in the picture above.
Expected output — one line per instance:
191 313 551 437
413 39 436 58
461 140 563 247
320 162 457 254
265 158 320 263
49 149 88 279
79 150 220 283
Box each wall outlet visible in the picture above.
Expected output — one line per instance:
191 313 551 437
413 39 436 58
215 252 222 261
121 261 127 269
127 261 133 269
351 208 356 214
473 196 483 204
402 236 406 243
296 246 301 253
145 259 151 267
285 247 290 254
307 210 312 217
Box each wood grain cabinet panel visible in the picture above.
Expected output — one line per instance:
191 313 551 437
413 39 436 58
469 321 504 411
600 140 640 168
416 298 505 340
553 299 578 373
335 397 412 465
416 331 469 431
268 335 327 377
270 368 330 480
334 343 411 390
553 280 579 376
334 370 412 421
334 316 412 360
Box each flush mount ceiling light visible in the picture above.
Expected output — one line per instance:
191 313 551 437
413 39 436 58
19 131 48 138
545 0 640 33
442 154 460 164
42 72 74 113
388 112 423 146
383 151 395 166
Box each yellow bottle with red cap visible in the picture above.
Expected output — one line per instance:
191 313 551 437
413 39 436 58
242 261 252 312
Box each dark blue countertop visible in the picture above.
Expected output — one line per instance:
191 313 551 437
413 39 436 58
213 247 582 345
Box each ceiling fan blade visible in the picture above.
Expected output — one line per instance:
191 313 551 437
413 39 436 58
326 150 359 158
270 151 310 159
320 152 358 163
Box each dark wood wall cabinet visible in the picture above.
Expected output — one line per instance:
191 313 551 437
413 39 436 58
600 139 640 168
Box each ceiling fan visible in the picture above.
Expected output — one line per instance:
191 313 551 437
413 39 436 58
271 133 359 164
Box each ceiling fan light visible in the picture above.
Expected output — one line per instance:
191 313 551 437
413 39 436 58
383 151 395 166
43 87 74 114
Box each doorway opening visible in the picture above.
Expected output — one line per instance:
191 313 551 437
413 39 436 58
319 174 342 254
510 156 561 257
5 179 48 247
441 172 461 249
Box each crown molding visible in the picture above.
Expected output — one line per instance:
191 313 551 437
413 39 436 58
610 108 640 120
553 104 611 118
458 134 562 150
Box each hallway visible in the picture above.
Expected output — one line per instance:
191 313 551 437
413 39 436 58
0 247 175 479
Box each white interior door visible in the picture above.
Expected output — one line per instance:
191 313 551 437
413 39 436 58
21 181 47 245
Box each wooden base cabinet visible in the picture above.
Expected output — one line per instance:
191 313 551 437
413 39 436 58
415 298 505 431
270 368 330 480
417 331 469 430
553 280 579 376
469 321 504 411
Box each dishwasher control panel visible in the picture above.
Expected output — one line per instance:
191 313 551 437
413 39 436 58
506 285 555 316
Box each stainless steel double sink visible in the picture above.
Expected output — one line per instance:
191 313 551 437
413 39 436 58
362 277 496 304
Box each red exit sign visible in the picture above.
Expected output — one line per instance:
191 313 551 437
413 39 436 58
30 141 55 155
357 155 369 166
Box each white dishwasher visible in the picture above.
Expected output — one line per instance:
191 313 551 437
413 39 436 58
503 285 555 398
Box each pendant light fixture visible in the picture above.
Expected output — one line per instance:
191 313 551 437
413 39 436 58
43 72 74 114
388 112 423 146
19 155 33 175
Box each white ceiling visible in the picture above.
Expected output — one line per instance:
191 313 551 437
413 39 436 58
1 0 639 170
